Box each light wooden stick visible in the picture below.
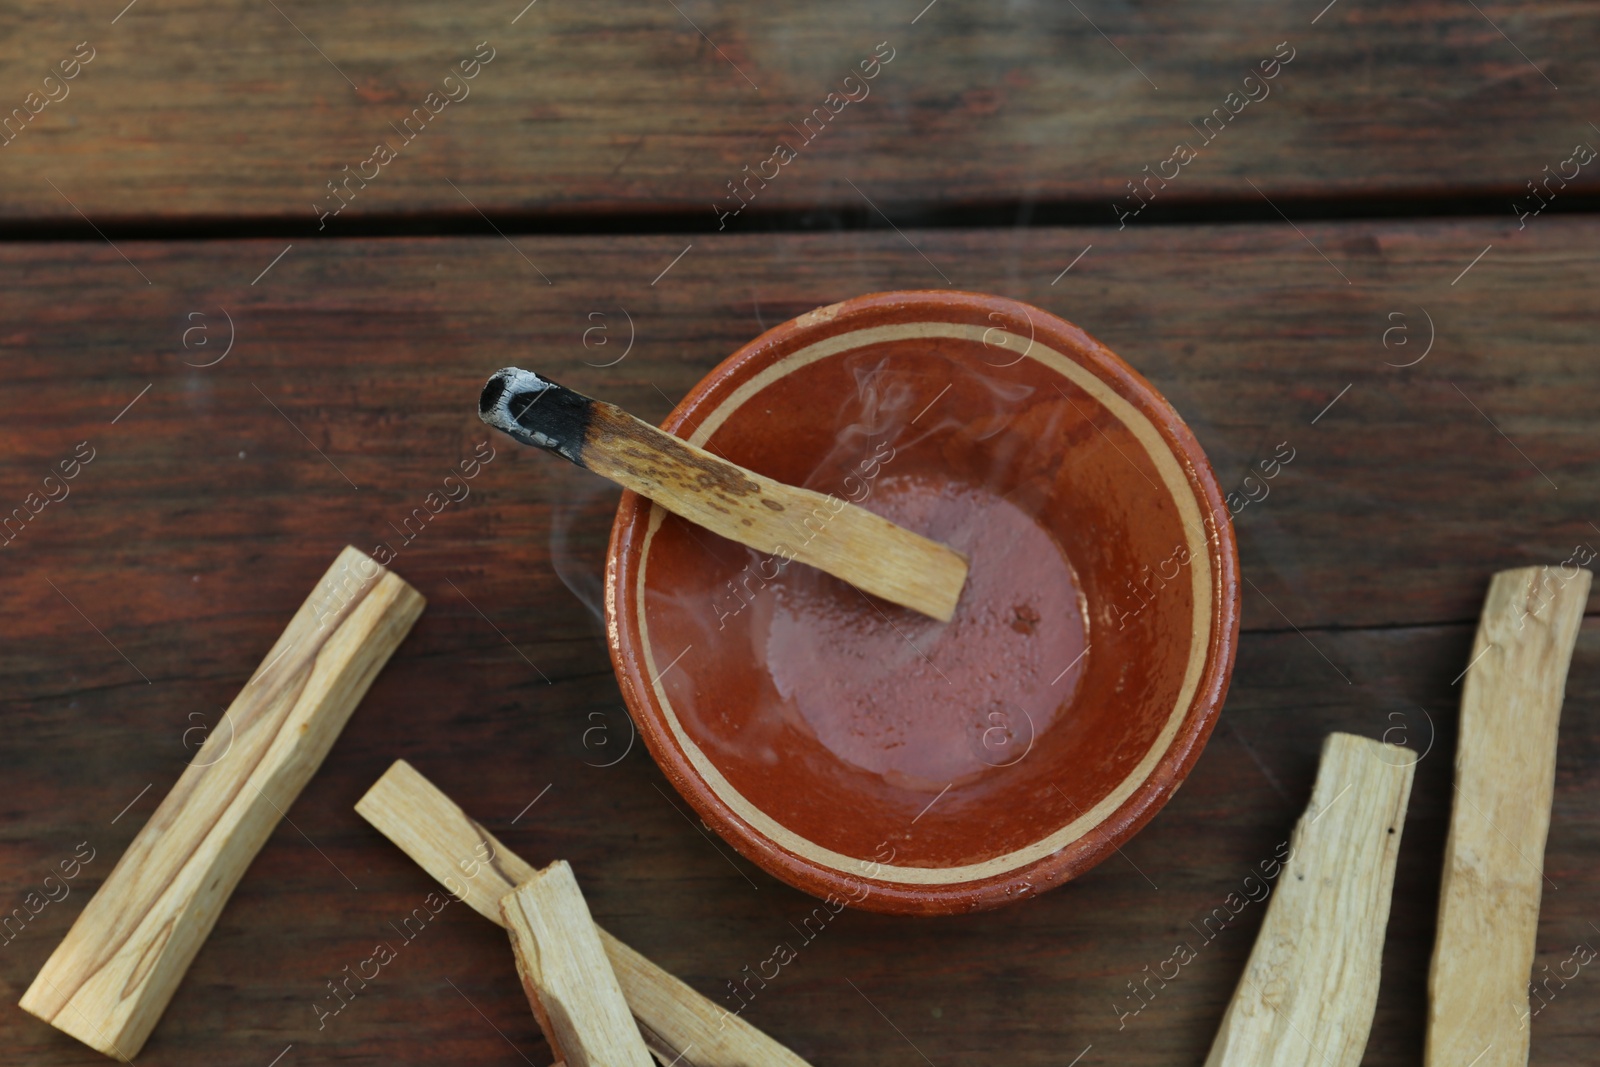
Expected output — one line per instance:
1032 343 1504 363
20 546 425 1061
355 760 813 1067
502 862 655 1067
1205 732 1417 1067
1425 565 1591 1067
478 366 968 621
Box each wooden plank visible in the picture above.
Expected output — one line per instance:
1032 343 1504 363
0 221 1593 651
0 3 1596 220
1 223 1597 1064
1425 566 1591 1067
500 862 655 1067
356 760 814 1067
1205 732 1417 1067
4 619 1597 1065
16 546 424 1061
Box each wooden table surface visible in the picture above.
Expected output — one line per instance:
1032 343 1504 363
2 3 1596 1065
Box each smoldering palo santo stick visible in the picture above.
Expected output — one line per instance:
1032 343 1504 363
477 366 969 622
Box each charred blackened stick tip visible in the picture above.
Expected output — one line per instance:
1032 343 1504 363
479 366 551 427
477 366 591 463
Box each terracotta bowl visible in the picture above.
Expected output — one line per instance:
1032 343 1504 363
605 291 1239 915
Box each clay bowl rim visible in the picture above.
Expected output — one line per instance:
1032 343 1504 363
605 289 1240 915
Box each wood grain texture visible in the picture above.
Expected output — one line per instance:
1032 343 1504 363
0 2 1596 221
0 222 1593 636
16 546 424 1061
1205 732 1416 1067
1425 566 1591 1067
5 604 1597 1064
356 760 538 924
356 759 813 1067
500 862 655 1067
0 224 1596 1065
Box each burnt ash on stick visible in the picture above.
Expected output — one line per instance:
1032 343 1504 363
479 367 594 465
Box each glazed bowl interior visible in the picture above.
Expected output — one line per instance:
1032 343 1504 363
607 292 1237 914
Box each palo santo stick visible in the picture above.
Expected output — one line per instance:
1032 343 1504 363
502 862 655 1067
20 546 425 1061
1205 732 1417 1067
355 760 813 1067
1425 565 1591 1067
355 759 539 916
478 366 968 622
